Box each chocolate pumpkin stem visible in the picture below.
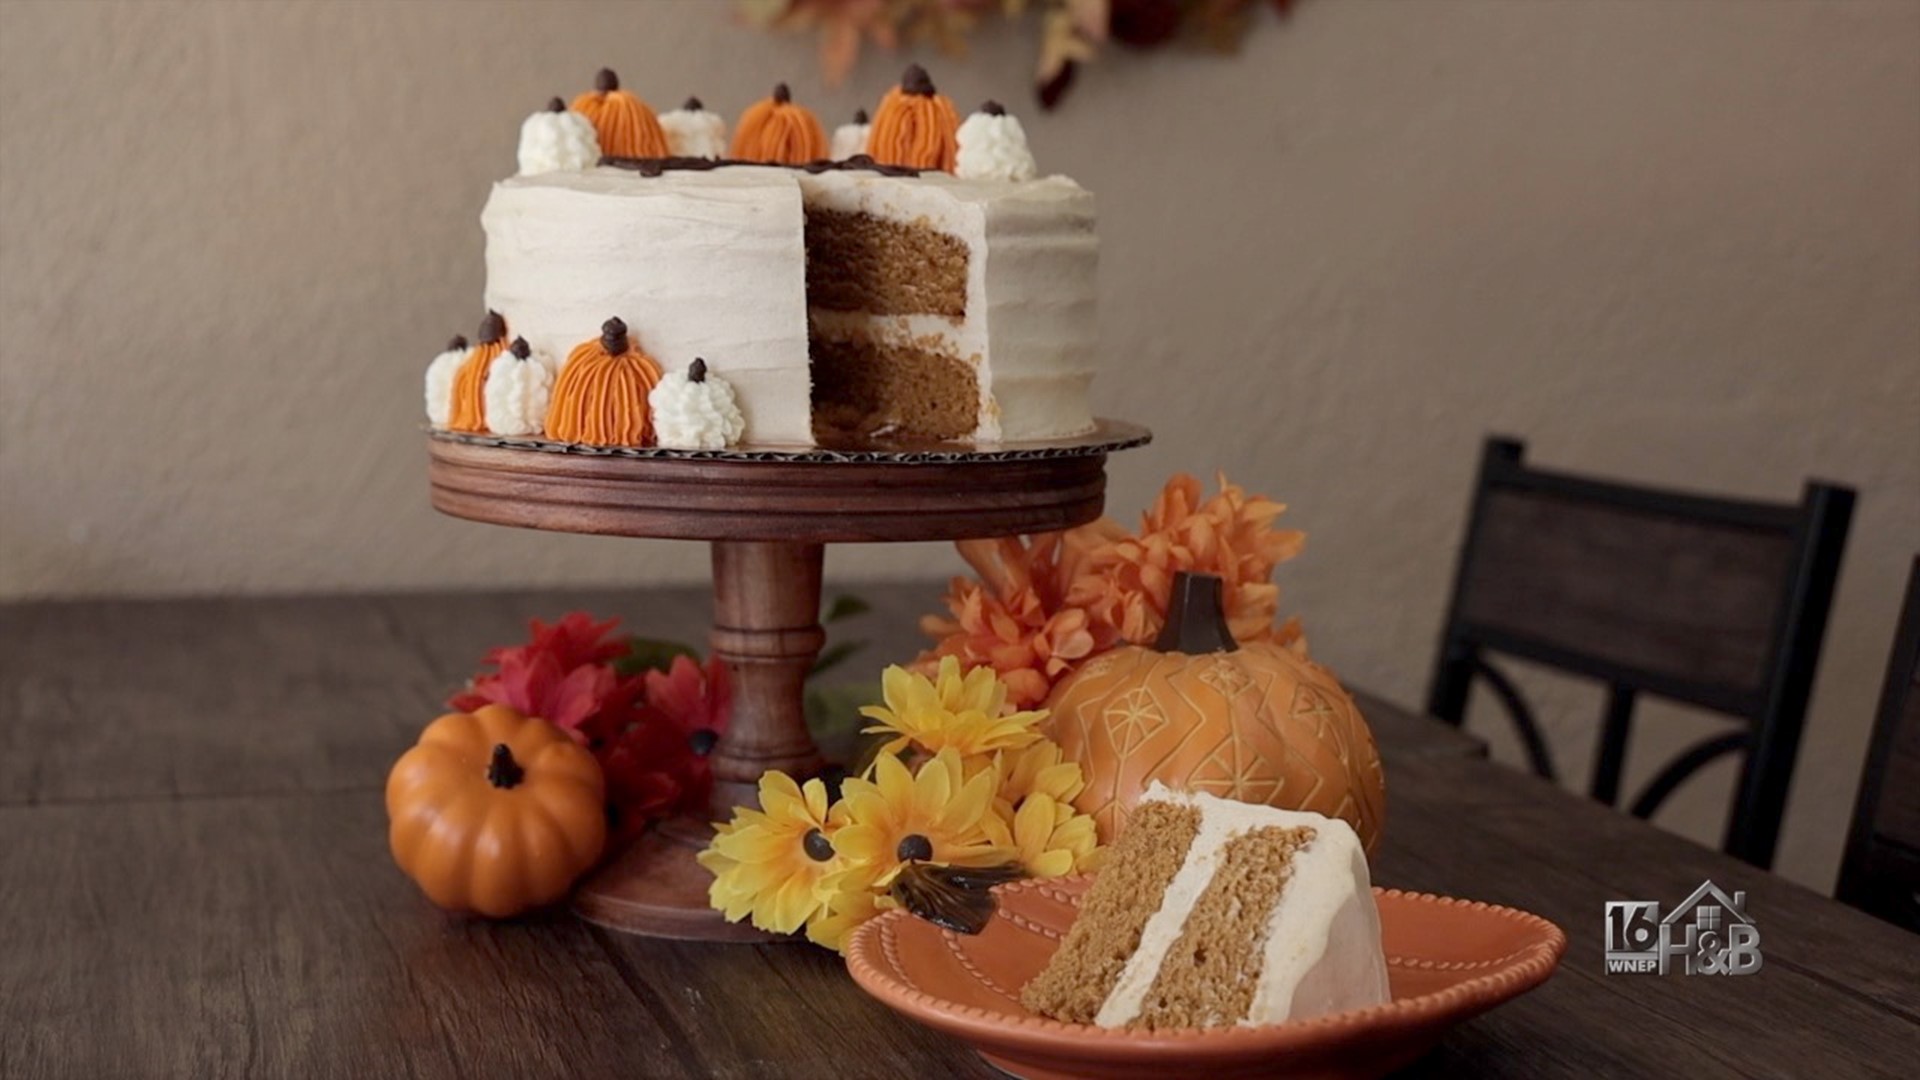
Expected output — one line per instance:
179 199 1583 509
508 337 531 360
853 108 869 124
688 357 708 383
600 317 628 355
1155 572 1238 654
684 96 703 111
595 67 619 93
478 310 506 344
980 100 1006 116
486 744 525 789
772 82 791 104
901 63 935 97
546 97 566 113
446 334 468 352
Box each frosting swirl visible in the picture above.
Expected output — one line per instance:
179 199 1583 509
649 358 746 450
955 106 1037 182
517 101 601 176
659 98 727 159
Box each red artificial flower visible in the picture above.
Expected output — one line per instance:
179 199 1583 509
449 612 732 835
642 654 734 813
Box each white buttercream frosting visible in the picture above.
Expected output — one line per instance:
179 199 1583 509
659 101 727 159
955 110 1037 182
1093 784 1390 1029
829 121 871 161
481 340 554 436
517 105 601 176
649 360 746 449
423 341 466 427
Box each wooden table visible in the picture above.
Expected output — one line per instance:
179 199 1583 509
1 588 1912 1078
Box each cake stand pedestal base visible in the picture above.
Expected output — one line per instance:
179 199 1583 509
574 540 827 941
426 423 1149 941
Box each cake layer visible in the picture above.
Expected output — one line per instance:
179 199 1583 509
481 167 814 446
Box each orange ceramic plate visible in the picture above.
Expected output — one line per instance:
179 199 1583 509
845 876 1566 1080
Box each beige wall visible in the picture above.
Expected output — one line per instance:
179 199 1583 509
2 0 1916 891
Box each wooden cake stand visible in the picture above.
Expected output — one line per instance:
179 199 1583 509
427 421 1150 941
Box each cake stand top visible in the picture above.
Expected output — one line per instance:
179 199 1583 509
428 419 1151 544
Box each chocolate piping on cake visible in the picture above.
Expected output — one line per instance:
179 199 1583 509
599 154 921 177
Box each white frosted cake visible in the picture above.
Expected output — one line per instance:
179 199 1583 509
1023 783 1390 1030
427 66 1098 450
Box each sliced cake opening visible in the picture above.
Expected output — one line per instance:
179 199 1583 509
804 209 969 317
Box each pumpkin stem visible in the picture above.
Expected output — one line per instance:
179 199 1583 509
1154 571 1238 654
487 743 525 789
688 357 708 383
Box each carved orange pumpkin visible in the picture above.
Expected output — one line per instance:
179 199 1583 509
386 704 607 917
1043 571 1386 851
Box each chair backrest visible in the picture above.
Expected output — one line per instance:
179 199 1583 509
1426 436 1854 869
1838 555 1920 931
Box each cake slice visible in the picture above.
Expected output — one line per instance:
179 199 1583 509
1021 783 1390 1030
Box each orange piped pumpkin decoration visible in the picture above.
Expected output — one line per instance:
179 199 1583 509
386 704 608 918
730 82 828 165
1043 571 1386 852
867 64 961 171
570 67 669 158
543 317 664 446
448 310 509 432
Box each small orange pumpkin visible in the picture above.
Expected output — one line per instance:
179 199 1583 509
386 704 607 917
570 67 669 158
448 310 509 433
867 64 960 171
1043 571 1386 851
543 317 664 446
731 83 827 164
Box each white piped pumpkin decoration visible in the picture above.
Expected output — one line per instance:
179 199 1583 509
954 101 1037 183
659 97 727 159
829 109 871 161
424 334 468 428
517 97 601 176
649 358 745 450
482 337 555 437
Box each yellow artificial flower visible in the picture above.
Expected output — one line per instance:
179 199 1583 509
830 748 1014 887
991 740 1086 818
985 792 1102 878
860 656 1049 758
805 864 884 953
698 770 841 934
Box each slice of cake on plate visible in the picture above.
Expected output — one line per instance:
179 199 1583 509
1021 783 1390 1030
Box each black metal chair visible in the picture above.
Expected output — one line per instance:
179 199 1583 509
1837 555 1920 931
1425 436 1854 869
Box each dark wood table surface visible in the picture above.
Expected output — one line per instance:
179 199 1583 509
2 587 1913 1079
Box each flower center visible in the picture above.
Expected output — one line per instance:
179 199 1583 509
896 833 934 863
803 828 834 862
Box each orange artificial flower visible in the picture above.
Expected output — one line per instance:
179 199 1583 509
1068 473 1306 648
918 473 1311 706
915 525 1121 708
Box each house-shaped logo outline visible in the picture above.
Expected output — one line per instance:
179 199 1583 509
1659 880 1753 927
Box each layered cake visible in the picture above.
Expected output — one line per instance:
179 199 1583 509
427 67 1097 450
1022 784 1390 1030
